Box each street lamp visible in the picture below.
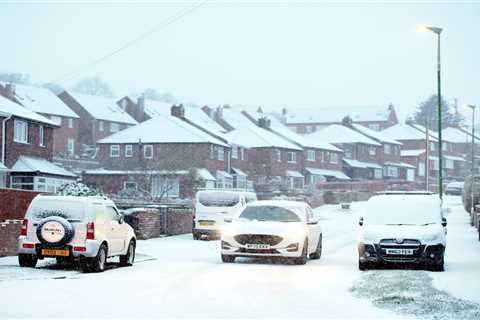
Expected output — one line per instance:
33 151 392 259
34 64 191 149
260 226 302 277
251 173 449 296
418 24 444 199
467 104 476 223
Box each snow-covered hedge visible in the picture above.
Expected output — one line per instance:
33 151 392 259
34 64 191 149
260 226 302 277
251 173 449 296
57 182 102 197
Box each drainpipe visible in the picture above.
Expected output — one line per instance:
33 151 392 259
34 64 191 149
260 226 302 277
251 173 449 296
1 114 12 166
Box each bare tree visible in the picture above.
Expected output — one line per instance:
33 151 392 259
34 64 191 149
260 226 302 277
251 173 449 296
0 72 30 84
72 76 115 97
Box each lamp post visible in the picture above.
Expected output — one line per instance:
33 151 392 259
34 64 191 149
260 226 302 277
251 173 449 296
418 24 444 199
468 104 476 223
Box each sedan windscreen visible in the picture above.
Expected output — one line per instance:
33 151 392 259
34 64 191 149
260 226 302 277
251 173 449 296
239 206 301 222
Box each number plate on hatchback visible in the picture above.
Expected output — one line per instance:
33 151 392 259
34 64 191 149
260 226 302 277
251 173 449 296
246 244 270 249
41 249 69 257
385 248 414 255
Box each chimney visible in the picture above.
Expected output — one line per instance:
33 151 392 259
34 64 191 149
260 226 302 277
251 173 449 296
342 115 353 127
137 95 145 113
5 83 15 99
171 104 185 119
215 106 224 122
258 116 271 129
282 108 287 116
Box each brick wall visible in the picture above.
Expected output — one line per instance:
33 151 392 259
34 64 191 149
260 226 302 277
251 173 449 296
0 220 21 256
0 189 43 221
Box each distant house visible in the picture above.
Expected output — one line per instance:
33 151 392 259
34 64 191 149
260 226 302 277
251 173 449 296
82 110 231 198
0 95 76 191
58 91 137 152
0 82 80 157
306 124 384 180
284 104 398 134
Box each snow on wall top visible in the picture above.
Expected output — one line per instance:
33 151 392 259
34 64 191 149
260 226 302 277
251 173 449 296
381 124 438 142
0 95 57 126
98 113 228 147
285 105 391 124
351 123 402 145
10 156 77 177
68 92 137 124
3 82 79 118
306 124 381 146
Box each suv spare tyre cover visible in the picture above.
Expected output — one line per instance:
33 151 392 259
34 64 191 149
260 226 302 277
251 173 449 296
36 216 75 247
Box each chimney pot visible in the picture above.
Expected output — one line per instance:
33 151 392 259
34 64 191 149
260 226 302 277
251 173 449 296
171 103 185 118
5 83 15 99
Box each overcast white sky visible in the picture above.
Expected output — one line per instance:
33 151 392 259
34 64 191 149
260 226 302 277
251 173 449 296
1 0 479 122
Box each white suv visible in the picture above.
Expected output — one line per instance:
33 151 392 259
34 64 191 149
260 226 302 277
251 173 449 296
17 195 136 273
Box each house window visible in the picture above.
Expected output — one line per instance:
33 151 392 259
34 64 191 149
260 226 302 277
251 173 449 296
144 145 153 159
307 150 316 161
330 152 338 164
232 145 238 159
240 147 245 160
124 181 138 190
217 146 224 161
110 122 120 133
68 118 73 128
110 145 120 157
369 123 380 131
125 145 133 157
384 166 399 177
14 120 28 143
50 116 62 125
344 149 352 159
384 144 391 154
442 142 448 151
287 152 296 163
369 146 376 156
11 176 34 190
68 138 75 156
276 149 282 162
445 159 454 169
152 176 180 198
39 125 45 146
430 142 435 152
99 121 104 131
318 151 324 162
210 145 214 159
419 162 425 177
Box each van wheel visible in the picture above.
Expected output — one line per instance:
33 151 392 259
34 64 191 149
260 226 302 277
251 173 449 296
359 260 368 271
429 258 445 272
193 232 200 240
90 244 107 273
294 240 308 265
19 254 37 268
309 234 322 260
120 240 135 267
221 254 235 263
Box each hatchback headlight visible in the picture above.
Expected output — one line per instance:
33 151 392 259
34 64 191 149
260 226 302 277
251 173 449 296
424 232 443 242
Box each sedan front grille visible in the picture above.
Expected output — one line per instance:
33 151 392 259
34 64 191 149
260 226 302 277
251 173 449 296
234 234 283 246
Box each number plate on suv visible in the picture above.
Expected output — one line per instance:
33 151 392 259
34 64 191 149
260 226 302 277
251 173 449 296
385 248 414 255
41 249 69 257
246 244 270 249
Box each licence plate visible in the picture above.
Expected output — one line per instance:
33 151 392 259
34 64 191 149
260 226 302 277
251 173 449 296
199 221 215 226
385 248 414 255
41 249 69 257
246 244 270 249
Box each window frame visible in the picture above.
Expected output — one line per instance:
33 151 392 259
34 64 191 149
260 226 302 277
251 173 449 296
287 151 296 163
110 145 120 158
99 120 104 132
110 122 120 133
125 144 133 158
144 145 153 159
39 125 45 147
68 118 73 129
307 149 316 162
14 119 28 144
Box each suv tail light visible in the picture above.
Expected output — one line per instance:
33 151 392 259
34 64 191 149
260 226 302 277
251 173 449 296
86 222 95 240
20 219 28 236
192 207 196 219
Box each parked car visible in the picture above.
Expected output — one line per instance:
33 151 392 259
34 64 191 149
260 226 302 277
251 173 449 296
193 189 257 240
462 175 480 226
17 195 136 273
358 192 446 271
445 181 464 195
221 200 322 265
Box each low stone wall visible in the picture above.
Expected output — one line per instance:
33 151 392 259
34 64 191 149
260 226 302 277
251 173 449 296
0 220 21 257
164 208 193 236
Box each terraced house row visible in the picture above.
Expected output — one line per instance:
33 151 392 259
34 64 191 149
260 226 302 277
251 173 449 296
0 82 477 198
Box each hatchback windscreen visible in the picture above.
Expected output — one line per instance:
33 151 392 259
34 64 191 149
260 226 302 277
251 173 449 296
30 201 85 221
365 196 441 226
239 206 301 222
198 192 240 207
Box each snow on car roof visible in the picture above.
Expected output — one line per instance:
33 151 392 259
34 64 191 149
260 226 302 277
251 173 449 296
68 92 137 124
0 95 57 126
98 113 229 146
248 200 307 207
306 124 381 146
284 105 392 124
351 123 402 145
381 124 438 141
4 82 79 118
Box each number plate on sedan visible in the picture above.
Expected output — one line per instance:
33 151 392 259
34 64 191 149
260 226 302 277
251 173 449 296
385 248 414 255
246 244 270 249
41 249 69 257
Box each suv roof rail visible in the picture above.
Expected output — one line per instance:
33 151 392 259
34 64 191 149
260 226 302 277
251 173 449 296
375 191 435 195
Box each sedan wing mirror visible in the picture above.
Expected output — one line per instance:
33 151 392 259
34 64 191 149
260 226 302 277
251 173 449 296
359 217 364 226
224 218 232 223
307 219 318 225
442 217 447 227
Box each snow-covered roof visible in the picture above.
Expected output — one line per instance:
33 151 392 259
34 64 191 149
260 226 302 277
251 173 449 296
98 114 228 147
68 92 137 124
351 123 402 145
305 167 350 180
383 161 416 169
286 170 304 178
306 124 381 146
224 126 303 150
221 108 257 129
401 149 425 157
0 95 57 126
231 167 247 176
285 105 393 124
381 124 438 142
409 124 445 141
4 83 79 118
197 168 216 181
442 127 478 143
84 168 188 175
10 156 77 177
247 111 342 152
343 158 382 169
444 155 466 162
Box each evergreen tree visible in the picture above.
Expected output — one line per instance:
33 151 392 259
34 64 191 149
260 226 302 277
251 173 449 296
412 94 464 130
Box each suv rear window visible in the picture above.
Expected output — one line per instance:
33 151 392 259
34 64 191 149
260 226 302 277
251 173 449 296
198 192 240 207
30 201 85 221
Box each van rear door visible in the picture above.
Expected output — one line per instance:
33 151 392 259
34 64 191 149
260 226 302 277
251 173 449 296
196 191 242 230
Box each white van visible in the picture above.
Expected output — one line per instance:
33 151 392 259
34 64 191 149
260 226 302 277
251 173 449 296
193 190 257 240
358 192 447 271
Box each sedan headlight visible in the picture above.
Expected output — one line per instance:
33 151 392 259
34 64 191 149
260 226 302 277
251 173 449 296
423 232 443 243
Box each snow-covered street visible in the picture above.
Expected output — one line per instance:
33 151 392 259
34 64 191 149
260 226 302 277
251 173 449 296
1 196 479 319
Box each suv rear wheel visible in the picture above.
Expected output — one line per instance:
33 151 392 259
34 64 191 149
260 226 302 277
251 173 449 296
120 240 135 267
18 254 37 268
80 244 107 273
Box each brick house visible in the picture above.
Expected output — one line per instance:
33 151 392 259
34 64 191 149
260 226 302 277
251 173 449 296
82 111 230 198
0 82 80 157
284 104 399 134
442 126 480 174
306 124 384 180
0 95 76 191
58 91 137 152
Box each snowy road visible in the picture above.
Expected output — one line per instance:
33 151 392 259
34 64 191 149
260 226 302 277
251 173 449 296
0 196 479 319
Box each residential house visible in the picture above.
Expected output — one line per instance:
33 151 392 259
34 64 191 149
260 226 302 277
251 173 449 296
58 91 137 153
0 95 76 191
442 127 480 173
0 82 80 157
284 104 398 134
306 124 384 180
